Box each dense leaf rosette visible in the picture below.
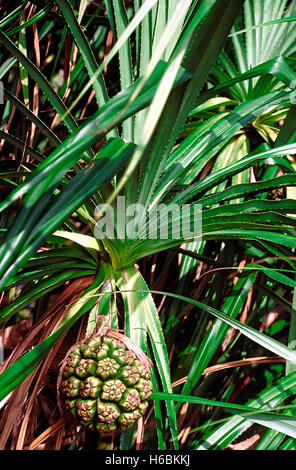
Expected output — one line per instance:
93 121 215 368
59 334 152 432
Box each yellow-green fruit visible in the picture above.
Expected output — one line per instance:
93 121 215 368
59 335 152 432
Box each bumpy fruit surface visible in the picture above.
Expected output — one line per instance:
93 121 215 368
59 334 152 432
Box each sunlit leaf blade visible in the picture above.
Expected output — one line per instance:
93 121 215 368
116 267 179 449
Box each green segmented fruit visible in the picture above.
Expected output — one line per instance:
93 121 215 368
59 334 152 432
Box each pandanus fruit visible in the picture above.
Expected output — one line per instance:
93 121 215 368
58 318 153 433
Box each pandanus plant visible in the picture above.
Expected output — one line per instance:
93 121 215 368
1 0 296 450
